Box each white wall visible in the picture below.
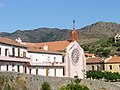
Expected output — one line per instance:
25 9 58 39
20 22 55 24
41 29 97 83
0 43 27 57
65 41 86 79
28 52 63 63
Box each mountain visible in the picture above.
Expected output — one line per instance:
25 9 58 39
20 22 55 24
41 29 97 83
0 21 120 44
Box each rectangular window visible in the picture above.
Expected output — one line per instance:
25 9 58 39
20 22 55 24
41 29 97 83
103 65 105 70
36 69 38 75
6 64 8 71
5 49 8 56
54 57 56 62
12 48 15 57
92 65 94 71
119 65 120 70
62 56 64 63
54 68 56 77
109 65 112 70
18 48 20 57
0 48 1 55
23 66 27 73
29 69 31 74
12 64 15 71
63 67 65 76
17 65 20 72
23 52 26 58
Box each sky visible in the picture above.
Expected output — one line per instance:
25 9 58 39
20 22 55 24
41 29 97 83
0 0 120 32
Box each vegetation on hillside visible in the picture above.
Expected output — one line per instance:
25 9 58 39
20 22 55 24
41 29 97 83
81 37 120 57
0 21 120 44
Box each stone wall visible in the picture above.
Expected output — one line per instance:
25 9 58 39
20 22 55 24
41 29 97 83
0 71 120 90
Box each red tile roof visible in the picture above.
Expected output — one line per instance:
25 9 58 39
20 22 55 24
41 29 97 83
85 53 95 57
105 56 120 63
27 47 64 55
86 57 103 64
25 40 70 52
0 37 27 48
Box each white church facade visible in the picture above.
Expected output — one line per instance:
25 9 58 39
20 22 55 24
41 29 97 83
0 22 86 79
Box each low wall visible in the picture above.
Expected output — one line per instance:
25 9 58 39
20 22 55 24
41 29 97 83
0 71 120 90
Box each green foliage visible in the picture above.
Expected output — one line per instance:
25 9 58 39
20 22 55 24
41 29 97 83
82 36 120 57
41 81 51 90
117 47 120 51
58 79 89 90
81 45 90 51
102 49 111 57
113 42 120 47
86 70 120 82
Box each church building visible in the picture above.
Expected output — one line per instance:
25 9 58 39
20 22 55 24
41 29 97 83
0 21 86 79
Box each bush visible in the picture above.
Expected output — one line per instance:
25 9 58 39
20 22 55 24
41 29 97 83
86 71 120 82
41 81 51 90
59 79 89 90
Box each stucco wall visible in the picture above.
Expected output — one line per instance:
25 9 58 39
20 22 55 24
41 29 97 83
105 63 120 73
0 43 27 57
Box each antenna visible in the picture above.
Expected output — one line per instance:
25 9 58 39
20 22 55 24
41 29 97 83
73 20 75 30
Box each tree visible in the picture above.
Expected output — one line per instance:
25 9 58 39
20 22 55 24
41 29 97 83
102 49 111 57
41 81 51 90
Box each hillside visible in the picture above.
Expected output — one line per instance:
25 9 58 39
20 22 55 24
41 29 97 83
0 21 120 44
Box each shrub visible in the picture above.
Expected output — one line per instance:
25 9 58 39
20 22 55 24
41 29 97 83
41 81 51 90
86 71 120 82
58 79 89 90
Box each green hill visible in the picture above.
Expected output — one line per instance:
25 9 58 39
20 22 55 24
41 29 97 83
0 21 120 45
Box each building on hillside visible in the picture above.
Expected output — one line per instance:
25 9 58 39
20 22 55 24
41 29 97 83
85 53 95 59
0 37 30 73
86 56 120 74
0 21 86 79
104 56 120 73
115 33 120 42
86 57 104 71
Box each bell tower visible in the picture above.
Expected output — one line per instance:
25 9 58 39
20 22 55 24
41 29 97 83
71 20 78 42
